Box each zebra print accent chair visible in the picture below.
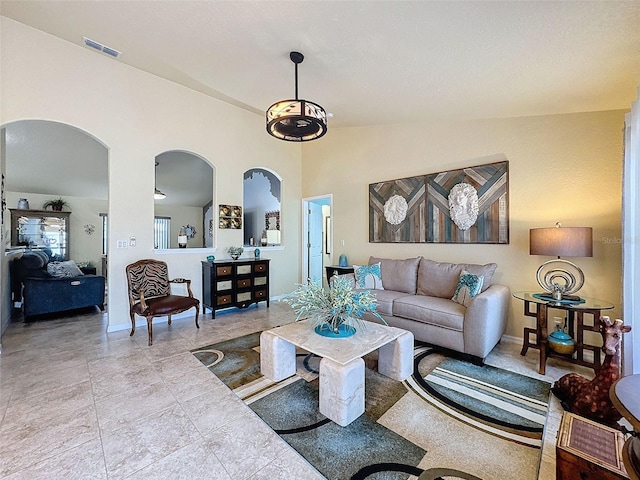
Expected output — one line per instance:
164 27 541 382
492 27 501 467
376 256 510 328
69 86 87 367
126 259 200 346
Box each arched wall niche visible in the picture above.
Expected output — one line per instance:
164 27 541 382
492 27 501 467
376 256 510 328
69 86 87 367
243 168 282 247
153 149 215 250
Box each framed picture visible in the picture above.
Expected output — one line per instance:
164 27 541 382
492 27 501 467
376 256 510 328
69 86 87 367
219 204 242 229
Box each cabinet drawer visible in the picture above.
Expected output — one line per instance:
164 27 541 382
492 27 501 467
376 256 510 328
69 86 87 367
237 264 252 275
254 263 268 273
236 292 252 302
254 289 267 299
217 280 232 291
237 279 252 289
254 276 267 286
216 266 232 276
216 295 232 306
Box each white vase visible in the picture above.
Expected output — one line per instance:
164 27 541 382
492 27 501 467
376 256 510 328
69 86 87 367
17 198 29 210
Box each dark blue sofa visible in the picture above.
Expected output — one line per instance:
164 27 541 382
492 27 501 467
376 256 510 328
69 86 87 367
10 250 105 320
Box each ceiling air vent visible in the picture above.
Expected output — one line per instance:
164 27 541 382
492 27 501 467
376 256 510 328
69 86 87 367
83 37 121 58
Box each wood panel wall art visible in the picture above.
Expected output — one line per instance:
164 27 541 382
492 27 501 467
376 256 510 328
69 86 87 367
369 161 509 244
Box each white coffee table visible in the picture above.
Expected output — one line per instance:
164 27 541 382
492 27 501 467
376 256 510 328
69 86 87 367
260 319 414 426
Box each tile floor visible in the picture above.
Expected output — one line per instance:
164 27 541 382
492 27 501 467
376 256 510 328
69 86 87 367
0 302 591 479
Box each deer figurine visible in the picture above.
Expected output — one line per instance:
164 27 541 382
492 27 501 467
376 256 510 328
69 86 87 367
551 316 631 428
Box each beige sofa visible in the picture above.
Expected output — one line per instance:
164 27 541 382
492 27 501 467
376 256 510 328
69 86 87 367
358 256 510 363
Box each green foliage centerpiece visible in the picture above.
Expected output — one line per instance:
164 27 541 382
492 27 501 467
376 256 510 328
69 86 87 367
284 276 384 337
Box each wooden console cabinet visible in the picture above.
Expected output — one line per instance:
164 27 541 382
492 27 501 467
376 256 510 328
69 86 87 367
201 259 270 318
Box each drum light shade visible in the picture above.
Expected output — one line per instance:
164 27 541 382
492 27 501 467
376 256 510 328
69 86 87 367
529 226 593 257
266 52 327 142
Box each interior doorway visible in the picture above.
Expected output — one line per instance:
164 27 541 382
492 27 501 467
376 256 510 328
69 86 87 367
302 195 332 286
1 120 109 336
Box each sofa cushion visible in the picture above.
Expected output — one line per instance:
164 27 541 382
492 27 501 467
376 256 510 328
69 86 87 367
353 263 384 290
417 258 497 298
451 270 484 307
20 251 49 269
393 295 466 331
363 289 414 316
47 260 84 278
369 256 421 294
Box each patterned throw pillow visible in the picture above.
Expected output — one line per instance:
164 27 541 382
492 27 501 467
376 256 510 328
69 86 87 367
353 263 384 290
47 260 84 278
452 270 484 307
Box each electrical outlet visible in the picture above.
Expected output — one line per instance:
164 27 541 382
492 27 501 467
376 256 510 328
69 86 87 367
129 236 136 247
341 240 345 247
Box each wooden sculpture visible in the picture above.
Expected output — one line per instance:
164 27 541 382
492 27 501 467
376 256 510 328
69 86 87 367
552 316 631 428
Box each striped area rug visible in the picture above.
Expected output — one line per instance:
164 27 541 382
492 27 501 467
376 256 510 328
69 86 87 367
408 346 550 448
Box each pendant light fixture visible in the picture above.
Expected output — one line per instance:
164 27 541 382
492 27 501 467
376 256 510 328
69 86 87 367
266 51 327 142
154 162 166 200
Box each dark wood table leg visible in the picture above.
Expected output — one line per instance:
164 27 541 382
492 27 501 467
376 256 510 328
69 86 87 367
521 300 539 356
537 303 548 375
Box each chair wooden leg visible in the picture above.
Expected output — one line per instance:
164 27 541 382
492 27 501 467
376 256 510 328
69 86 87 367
168 315 172 326
130 312 136 337
194 306 200 329
146 316 153 346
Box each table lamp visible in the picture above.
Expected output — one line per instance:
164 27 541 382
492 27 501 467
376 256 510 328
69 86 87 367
529 223 592 300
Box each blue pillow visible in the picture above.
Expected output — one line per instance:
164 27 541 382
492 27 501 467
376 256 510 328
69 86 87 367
452 270 484 306
353 263 384 290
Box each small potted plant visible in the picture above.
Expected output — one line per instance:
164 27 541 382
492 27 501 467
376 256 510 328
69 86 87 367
42 198 68 211
226 246 244 260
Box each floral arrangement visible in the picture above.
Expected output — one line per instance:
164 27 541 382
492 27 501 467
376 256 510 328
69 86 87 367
283 275 385 333
226 246 244 259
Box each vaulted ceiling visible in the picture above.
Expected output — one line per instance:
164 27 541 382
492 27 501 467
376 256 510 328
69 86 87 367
3 1 640 128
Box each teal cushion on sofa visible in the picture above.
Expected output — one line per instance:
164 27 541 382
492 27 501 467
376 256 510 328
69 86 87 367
452 270 484 307
353 263 384 290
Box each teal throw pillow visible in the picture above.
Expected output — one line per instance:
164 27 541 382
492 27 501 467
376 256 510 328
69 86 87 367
452 270 484 307
353 263 384 290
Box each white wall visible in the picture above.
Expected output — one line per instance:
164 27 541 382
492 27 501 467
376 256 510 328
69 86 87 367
1 17 303 331
302 111 625 339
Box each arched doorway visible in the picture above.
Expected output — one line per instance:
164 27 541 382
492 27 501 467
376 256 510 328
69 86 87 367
1 119 109 333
